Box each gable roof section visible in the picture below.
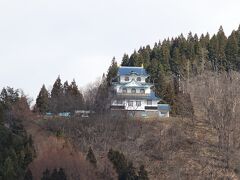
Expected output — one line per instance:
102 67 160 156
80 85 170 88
121 80 145 88
118 66 148 76
118 80 153 88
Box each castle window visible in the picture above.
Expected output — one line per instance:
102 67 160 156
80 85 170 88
137 77 141 81
131 88 136 93
140 89 145 94
147 100 152 105
136 101 141 107
122 88 127 93
125 76 129 81
128 101 133 107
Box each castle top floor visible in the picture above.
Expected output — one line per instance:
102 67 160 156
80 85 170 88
116 66 149 84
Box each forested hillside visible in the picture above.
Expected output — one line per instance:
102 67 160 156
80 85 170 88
0 87 35 180
3 25 240 180
34 25 240 116
111 25 240 114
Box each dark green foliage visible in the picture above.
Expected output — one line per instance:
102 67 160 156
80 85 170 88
36 84 49 113
41 168 67 180
107 57 119 85
86 147 97 167
117 25 240 116
225 31 239 70
108 149 138 180
94 59 118 113
94 78 109 113
0 87 35 180
40 76 85 114
121 54 130 66
138 165 149 180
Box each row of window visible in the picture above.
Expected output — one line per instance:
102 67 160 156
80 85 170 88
125 76 141 81
116 100 152 106
122 88 145 94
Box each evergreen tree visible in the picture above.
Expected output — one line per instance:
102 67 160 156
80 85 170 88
63 81 71 112
69 79 84 112
128 51 139 66
51 76 63 99
121 54 130 66
225 31 239 70
36 85 49 113
160 40 171 73
106 57 119 85
50 76 64 113
208 35 218 71
86 147 97 167
216 26 227 71
108 149 137 180
0 87 35 180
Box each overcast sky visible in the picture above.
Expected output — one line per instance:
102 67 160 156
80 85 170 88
0 0 240 100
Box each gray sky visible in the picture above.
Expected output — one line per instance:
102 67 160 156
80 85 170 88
0 0 240 100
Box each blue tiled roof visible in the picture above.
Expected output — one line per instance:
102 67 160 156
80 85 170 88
118 66 148 76
147 92 160 100
158 104 170 111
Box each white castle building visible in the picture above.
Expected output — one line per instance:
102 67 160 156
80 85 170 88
111 66 170 117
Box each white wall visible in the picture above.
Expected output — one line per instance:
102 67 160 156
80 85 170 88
112 99 159 111
114 85 151 94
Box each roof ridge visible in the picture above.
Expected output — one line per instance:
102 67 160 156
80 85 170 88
120 66 143 68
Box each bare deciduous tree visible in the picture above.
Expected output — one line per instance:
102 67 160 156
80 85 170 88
190 71 240 176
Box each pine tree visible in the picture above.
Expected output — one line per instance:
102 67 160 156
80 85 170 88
128 51 139 66
86 147 97 167
50 76 64 113
51 76 63 99
69 79 84 112
208 35 218 71
216 26 227 71
225 31 238 70
121 54 130 66
106 57 119 85
138 165 149 180
36 85 49 113
108 149 137 180
160 40 171 73
63 81 71 112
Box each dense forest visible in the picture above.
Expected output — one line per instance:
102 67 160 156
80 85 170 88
0 87 35 180
35 78 85 114
118 25 240 113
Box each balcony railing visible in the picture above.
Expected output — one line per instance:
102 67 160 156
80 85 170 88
114 92 150 99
